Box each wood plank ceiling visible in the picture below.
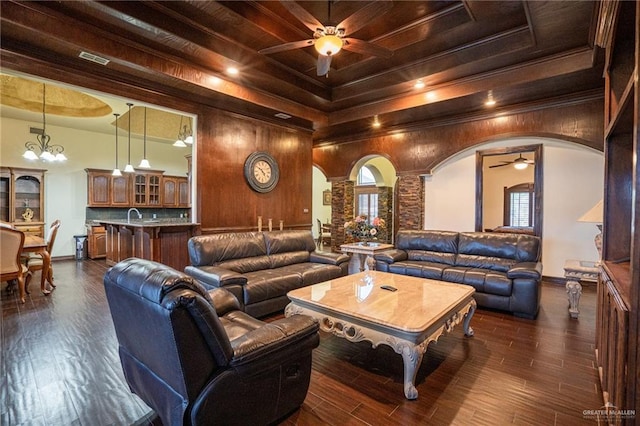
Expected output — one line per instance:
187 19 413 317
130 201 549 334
0 1 603 145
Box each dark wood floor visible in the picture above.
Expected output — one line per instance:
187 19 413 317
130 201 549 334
1 259 604 425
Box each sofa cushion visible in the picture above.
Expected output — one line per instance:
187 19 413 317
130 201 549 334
455 254 515 273
270 251 310 268
406 249 456 266
243 270 302 305
217 256 272 274
396 230 458 253
264 231 316 255
188 232 267 266
441 266 512 296
388 261 446 280
299 263 351 285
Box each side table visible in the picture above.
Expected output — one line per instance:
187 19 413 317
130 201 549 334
340 242 394 274
563 259 599 319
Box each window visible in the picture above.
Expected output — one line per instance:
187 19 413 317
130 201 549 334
357 166 376 185
356 166 378 222
504 183 534 227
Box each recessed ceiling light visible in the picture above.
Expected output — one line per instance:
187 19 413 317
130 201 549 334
275 113 291 119
226 67 239 75
414 80 425 89
372 116 381 128
485 90 496 107
425 91 437 101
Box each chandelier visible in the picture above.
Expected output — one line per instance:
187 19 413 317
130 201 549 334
173 115 193 147
23 83 67 161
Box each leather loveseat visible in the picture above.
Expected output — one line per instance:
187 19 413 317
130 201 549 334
104 258 320 426
185 230 350 317
374 230 542 318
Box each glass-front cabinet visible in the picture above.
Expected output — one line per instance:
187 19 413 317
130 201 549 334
0 167 10 222
1 167 47 236
133 170 162 206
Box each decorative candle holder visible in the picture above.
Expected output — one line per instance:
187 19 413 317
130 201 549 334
258 216 262 232
268 218 273 231
279 220 283 230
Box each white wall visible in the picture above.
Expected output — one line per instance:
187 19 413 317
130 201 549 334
1 116 191 258
424 137 604 278
312 166 331 239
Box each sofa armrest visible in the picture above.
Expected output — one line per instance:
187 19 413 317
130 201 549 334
230 315 319 365
207 287 242 316
184 265 248 288
309 251 350 266
507 262 542 280
374 249 408 264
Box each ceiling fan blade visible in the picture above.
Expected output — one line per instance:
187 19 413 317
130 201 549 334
489 163 512 168
336 0 393 35
259 39 315 55
342 38 392 58
317 54 332 76
280 1 325 33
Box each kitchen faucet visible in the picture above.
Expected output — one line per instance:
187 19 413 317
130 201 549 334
127 208 142 223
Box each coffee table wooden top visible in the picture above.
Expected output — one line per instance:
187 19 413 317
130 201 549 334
287 271 475 335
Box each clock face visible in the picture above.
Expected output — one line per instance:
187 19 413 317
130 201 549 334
244 152 279 193
253 160 272 183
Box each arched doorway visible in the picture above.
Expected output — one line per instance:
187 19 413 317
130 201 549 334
348 156 397 245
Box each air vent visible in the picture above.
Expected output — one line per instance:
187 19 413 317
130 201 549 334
274 113 292 120
78 51 110 65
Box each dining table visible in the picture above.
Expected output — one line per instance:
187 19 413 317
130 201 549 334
20 234 51 303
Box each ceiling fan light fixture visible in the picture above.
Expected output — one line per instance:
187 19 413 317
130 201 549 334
513 160 528 170
314 35 343 56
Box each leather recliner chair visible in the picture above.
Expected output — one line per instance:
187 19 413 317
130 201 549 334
103 258 320 426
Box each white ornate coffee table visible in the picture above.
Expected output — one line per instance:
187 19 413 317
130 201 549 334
285 271 476 399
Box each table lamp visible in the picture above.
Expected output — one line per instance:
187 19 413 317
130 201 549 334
578 199 603 261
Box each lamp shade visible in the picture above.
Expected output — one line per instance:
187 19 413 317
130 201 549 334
314 35 343 56
578 199 603 223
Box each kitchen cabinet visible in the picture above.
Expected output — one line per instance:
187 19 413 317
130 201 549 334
594 0 639 415
87 224 106 259
162 176 189 207
86 169 130 207
100 219 200 271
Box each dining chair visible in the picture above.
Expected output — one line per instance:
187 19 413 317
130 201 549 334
316 218 331 249
24 219 60 292
1 227 28 303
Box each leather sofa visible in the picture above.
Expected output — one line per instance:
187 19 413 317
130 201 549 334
185 230 350 317
104 258 320 426
374 230 542 318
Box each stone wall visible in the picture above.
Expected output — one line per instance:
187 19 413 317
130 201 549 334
397 175 423 231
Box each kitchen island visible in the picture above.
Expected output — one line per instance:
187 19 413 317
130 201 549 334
97 219 200 272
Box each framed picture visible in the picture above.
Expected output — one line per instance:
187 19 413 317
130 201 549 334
322 190 331 205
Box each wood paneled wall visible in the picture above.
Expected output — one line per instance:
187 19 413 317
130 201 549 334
195 108 314 233
313 98 604 180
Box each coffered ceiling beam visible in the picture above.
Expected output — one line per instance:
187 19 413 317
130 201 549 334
326 47 596 126
0 1 328 128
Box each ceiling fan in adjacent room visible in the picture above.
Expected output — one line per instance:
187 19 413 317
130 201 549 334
259 1 393 76
489 154 535 170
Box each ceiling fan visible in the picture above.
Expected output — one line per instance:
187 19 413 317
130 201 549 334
489 153 535 170
259 1 393 76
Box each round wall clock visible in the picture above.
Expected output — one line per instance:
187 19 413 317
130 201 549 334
244 151 279 193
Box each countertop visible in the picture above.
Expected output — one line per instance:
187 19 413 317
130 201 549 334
91 219 200 228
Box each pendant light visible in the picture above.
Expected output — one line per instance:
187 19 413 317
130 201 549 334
112 113 122 176
138 107 151 168
184 117 193 144
123 103 135 173
173 115 187 147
